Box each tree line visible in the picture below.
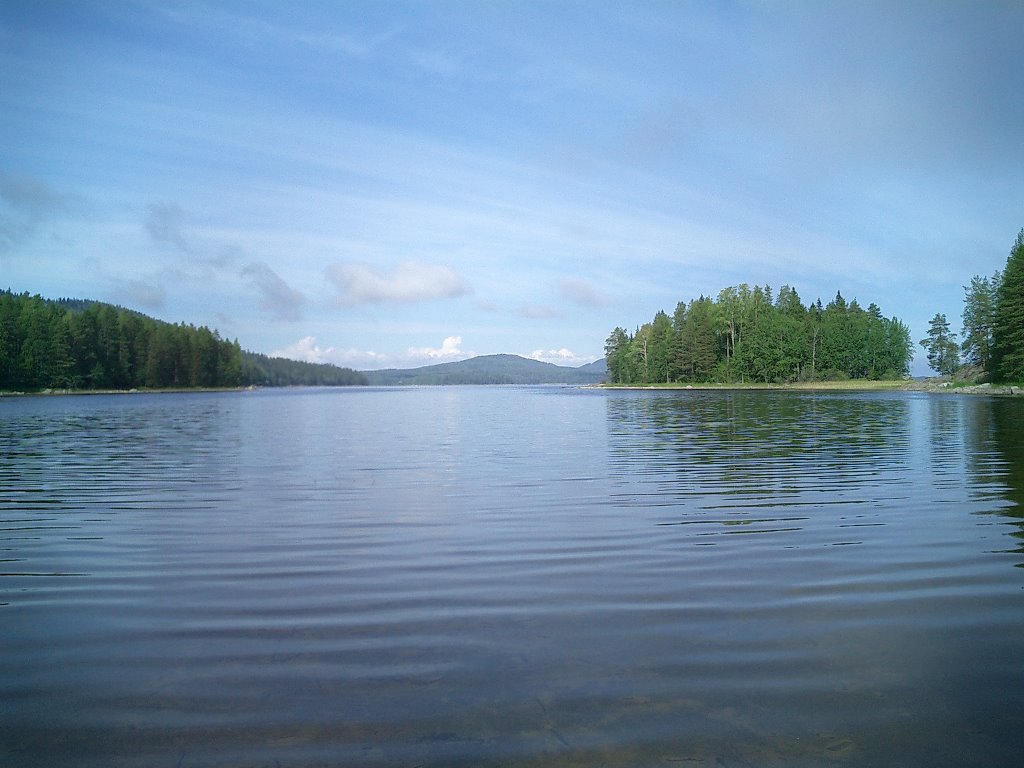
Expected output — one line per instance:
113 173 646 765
605 283 914 385
242 352 366 387
920 229 1024 383
0 291 366 391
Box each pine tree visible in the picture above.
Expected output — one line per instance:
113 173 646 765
648 311 674 383
992 229 1024 382
961 272 1000 373
604 327 631 384
920 313 960 376
686 297 717 381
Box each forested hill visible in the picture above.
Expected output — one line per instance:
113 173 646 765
0 291 366 391
363 354 606 385
243 351 366 387
606 284 915 385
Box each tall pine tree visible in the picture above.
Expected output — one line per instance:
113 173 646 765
919 313 960 376
992 229 1024 382
961 272 1000 373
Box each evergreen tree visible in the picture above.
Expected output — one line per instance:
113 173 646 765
604 327 631 384
648 311 673 383
669 301 688 380
883 317 914 379
806 299 823 380
961 272 1000 373
919 313 960 376
683 297 717 381
992 229 1024 382
632 323 652 382
605 284 911 385
0 291 361 391
818 292 854 378
775 285 805 320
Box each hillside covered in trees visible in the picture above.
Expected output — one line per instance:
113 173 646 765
363 354 606 385
605 284 914 385
243 352 366 387
0 291 366 391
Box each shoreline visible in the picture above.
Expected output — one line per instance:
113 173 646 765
598 379 1024 395
0 386 258 398
4 381 1022 397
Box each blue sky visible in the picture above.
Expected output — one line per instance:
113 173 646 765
2 1 1022 373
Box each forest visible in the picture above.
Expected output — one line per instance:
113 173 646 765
0 291 366 391
242 352 366 387
605 284 914 385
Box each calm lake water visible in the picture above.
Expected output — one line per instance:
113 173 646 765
2 386 1023 767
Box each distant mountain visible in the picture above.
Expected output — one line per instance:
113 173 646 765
576 358 607 375
362 354 607 386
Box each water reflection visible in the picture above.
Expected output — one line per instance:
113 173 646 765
605 391 914 547
2 388 1024 767
962 396 1024 561
605 390 1024 566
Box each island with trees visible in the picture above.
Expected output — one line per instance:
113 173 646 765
0 291 366 392
604 284 914 386
605 228 1024 391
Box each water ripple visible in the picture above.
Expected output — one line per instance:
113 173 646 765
2 388 1023 766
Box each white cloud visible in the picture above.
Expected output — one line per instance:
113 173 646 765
331 347 392 369
271 336 335 364
326 261 470 305
308 336 469 370
407 335 465 362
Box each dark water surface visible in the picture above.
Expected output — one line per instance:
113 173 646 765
2 387 1023 767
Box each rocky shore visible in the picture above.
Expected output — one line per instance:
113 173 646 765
903 380 1023 396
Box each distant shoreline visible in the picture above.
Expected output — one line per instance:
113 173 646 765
4 381 1022 397
598 379 1024 395
0 386 258 398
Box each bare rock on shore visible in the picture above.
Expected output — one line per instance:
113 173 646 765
908 379 1021 395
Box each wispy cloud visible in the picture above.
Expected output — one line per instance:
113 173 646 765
6 1 1021 372
326 261 470 306
518 304 561 319
144 202 192 253
0 174 76 252
241 261 305 321
1 175 73 217
557 277 608 308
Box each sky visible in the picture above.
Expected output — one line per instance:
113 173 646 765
2 1 1022 374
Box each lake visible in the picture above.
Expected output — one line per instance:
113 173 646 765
2 386 1023 767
